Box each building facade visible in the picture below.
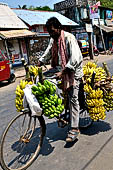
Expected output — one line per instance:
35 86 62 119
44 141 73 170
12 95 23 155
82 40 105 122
0 3 35 66
54 0 113 52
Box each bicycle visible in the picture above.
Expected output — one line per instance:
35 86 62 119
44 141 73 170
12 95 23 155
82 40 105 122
0 67 92 170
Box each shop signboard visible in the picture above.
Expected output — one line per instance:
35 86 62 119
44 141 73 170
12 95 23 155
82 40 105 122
76 32 88 41
54 0 96 11
106 10 112 20
90 4 99 19
86 24 93 32
54 0 75 11
88 0 96 6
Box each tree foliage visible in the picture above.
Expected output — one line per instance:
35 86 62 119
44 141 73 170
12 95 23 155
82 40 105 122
33 6 53 11
18 5 53 11
18 5 27 9
99 0 113 9
28 5 53 11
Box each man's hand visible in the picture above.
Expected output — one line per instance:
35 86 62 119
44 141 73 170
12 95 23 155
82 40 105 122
37 61 43 67
55 72 62 79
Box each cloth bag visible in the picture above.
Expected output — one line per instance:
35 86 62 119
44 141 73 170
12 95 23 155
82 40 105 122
23 84 42 116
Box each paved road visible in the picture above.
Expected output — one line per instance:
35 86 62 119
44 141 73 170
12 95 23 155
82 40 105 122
0 55 113 170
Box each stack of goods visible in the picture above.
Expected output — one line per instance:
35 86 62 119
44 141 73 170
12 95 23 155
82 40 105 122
15 66 65 117
83 61 106 84
99 76 113 112
84 83 106 121
15 80 33 112
29 65 39 77
104 90 113 111
31 80 64 119
83 61 109 121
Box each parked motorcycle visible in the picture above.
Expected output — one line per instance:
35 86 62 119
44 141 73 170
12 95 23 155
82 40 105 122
93 45 99 56
78 40 99 57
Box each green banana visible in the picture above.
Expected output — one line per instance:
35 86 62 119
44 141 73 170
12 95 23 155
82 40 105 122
31 85 38 91
57 98 62 105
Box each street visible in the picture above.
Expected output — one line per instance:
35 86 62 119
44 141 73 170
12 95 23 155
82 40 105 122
0 57 113 170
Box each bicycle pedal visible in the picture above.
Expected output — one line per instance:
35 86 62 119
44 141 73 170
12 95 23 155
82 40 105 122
57 119 69 128
20 137 30 143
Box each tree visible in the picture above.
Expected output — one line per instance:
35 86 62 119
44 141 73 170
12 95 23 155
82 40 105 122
29 6 53 11
18 5 53 11
99 0 113 9
18 5 27 9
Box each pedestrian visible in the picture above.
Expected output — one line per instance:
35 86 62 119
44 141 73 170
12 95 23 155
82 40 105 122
38 17 83 142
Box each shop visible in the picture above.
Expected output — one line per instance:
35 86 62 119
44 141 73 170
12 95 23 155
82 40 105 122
93 24 113 51
0 29 36 66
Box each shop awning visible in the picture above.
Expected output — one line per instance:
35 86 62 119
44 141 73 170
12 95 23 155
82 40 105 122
95 24 113 33
105 19 113 27
0 29 36 39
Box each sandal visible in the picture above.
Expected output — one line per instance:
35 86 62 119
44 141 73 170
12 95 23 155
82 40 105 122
66 129 80 142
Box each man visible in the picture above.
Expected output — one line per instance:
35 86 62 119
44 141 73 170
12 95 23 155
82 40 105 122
38 17 83 142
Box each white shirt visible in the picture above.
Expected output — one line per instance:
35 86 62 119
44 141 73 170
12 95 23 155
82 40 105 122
39 31 83 79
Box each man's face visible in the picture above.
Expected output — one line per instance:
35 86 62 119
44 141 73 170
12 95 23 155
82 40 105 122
48 26 60 39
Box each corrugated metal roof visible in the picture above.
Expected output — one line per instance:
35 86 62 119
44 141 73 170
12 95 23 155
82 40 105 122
13 9 78 26
0 3 28 29
0 29 36 39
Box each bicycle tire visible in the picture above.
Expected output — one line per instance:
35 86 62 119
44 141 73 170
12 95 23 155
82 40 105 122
79 109 93 128
0 112 46 170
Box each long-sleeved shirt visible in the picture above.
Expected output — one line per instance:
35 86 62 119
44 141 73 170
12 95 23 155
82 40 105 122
39 31 83 80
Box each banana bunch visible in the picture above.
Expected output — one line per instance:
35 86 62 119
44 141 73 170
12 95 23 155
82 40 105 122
29 65 38 76
84 84 106 121
32 80 56 96
103 91 113 111
84 84 93 93
15 80 33 112
94 67 106 82
112 76 113 83
89 106 106 121
88 88 103 99
83 62 97 83
87 98 104 107
83 61 106 83
32 80 64 119
41 94 64 119
84 61 97 69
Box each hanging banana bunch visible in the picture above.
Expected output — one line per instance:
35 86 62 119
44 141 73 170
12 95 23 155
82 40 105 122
15 80 33 112
83 61 106 84
84 83 106 121
29 65 39 77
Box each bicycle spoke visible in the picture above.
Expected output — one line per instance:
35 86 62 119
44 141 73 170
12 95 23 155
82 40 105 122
0 113 44 170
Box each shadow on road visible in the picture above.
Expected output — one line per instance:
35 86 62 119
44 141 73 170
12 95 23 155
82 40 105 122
40 121 69 155
80 120 112 136
41 120 111 155
2 120 111 169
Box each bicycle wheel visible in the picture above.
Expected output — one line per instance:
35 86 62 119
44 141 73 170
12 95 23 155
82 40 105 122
0 112 46 170
79 109 93 128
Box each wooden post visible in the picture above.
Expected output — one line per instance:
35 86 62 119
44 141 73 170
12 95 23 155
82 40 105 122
88 32 94 59
86 4 94 60
102 62 111 77
4 39 10 59
18 39 23 59
25 37 30 65
98 18 106 53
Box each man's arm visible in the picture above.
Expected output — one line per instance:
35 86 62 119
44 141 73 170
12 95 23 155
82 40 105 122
65 35 83 71
39 38 53 64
